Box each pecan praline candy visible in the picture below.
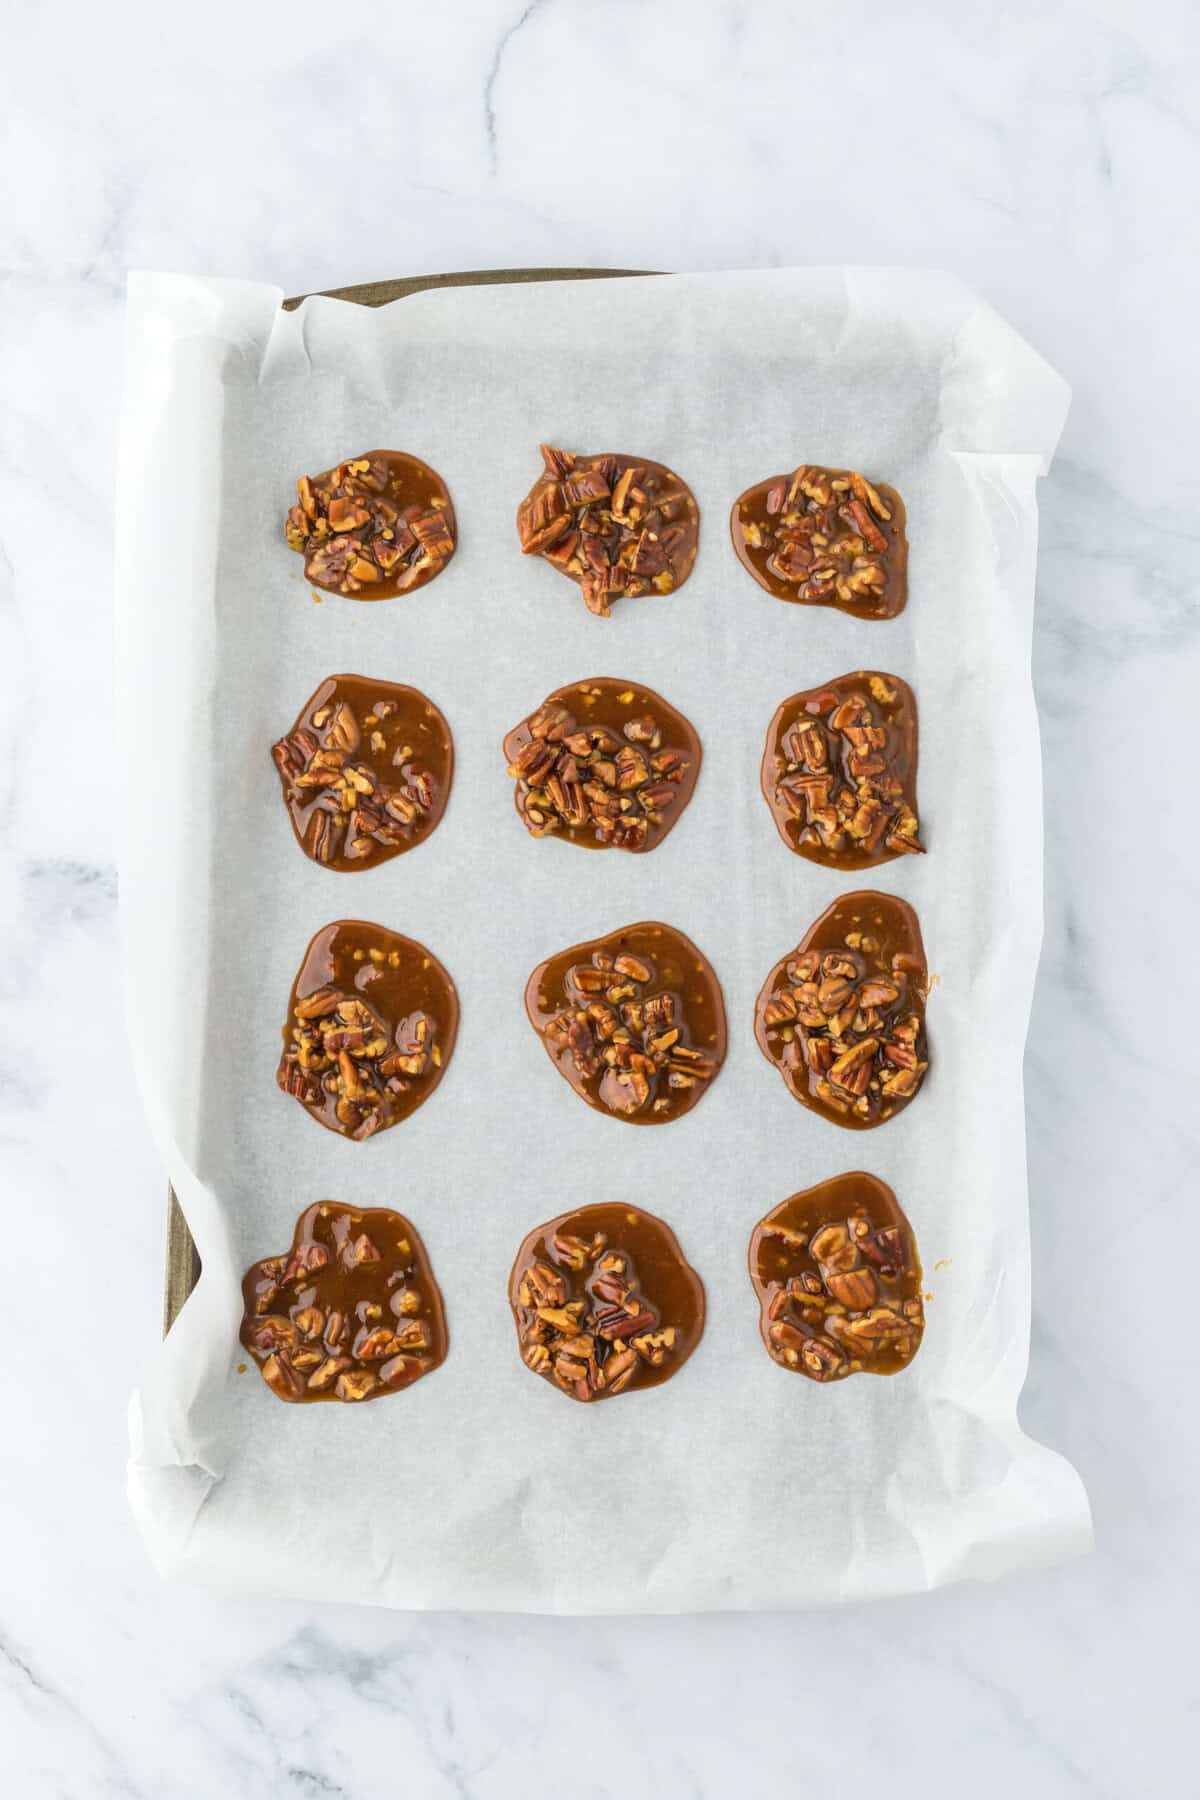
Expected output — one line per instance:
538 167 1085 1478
509 1202 705 1402
749 1173 925 1382
517 444 699 616
731 463 907 618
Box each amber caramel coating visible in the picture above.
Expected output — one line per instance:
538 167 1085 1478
754 893 929 1128
749 1173 924 1381
731 464 906 618
241 1202 447 1403
517 444 699 616
509 1203 704 1402
285 450 456 599
272 674 453 871
761 671 922 869
277 920 458 1140
503 677 700 853
526 921 726 1125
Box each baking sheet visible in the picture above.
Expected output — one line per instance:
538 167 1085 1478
118 266 1092 1611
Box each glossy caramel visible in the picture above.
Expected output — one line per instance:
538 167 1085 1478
517 445 699 616
272 674 453 871
526 921 727 1125
754 892 929 1129
731 464 907 618
749 1173 924 1381
277 920 459 1140
241 1202 447 1403
509 1202 705 1402
761 671 922 869
503 677 701 853
286 449 456 600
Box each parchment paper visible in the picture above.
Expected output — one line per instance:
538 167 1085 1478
117 267 1092 1611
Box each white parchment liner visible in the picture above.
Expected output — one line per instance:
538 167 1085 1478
117 268 1092 1611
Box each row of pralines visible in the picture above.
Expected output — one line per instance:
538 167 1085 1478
240 1180 928 1406
271 671 925 873
276 904 931 1141
285 449 909 622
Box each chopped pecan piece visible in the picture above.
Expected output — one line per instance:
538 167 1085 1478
509 1203 704 1403
516 445 699 616
754 893 930 1128
277 921 458 1140
749 1173 925 1381
762 672 924 868
240 1203 447 1405
285 450 456 599
731 465 907 618
526 922 727 1125
503 678 701 853
272 675 453 872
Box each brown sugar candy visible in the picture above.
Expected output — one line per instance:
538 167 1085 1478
272 674 453 871
731 464 907 619
516 444 699 616
277 920 459 1141
762 671 923 869
749 1173 924 1383
755 892 929 1128
285 450 456 598
509 1203 704 1403
503 678 701 853
526 922 727 1124
241 1202 447 1404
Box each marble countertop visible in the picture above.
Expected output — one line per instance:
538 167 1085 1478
3 1 1195 1793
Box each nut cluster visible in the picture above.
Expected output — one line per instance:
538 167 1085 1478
760 1213 924 1382
242 1205 445 1404
517 445 695 615
286 453 454 595
272 694 438 866
508 694 690 851
278 977 440 1140
741 465 894 605
771 677 922 860
759 940 927 1124
544 950 716 1116
513 1229 678 1402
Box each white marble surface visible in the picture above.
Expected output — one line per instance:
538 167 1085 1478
2 0 1196 1793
